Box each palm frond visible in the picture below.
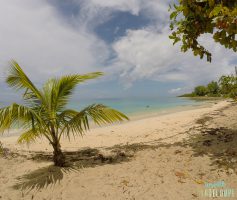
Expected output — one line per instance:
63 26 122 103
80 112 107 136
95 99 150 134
0 103 43 131
2 61 129 158
49 72 103 112
60 104 129 138
39 72 103 123
18 129 41 144
58 109 79 120
6 60 42 101
57 109 80 140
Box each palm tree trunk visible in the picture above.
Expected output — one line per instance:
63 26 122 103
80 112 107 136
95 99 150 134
52 142 65 167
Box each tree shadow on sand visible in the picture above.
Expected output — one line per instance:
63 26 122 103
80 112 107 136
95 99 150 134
12 106 237 193
13 165 76 193
183 126 237 173
30 147 133 167
181 104 237 173
164 107 237 174
104 109 237 174
12 148 134 193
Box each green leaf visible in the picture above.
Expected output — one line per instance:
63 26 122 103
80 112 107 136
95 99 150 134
170 11 178 20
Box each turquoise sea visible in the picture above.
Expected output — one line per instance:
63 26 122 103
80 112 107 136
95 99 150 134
68 97 206 118
0 97 207 119
0 97 208 133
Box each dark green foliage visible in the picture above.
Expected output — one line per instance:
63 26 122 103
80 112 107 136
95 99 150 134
0 141 3 155
178 93 197 97
181 74 237 98
207 81 219 94
194 85 208 96
218 75 237 94
229 88 237 98
169 0 237 62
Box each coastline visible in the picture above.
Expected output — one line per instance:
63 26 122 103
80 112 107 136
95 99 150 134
0 99 230 151
0 97 223 138
1 99 237 200
127 98 222 121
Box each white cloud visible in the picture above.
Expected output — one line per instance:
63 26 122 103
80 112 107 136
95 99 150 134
73 0 143 36
87 0 141 15
0 0 235 96
77 0 236 90
0 0 109 82
168 87 182 94
108 26 236 88
77 0 171 32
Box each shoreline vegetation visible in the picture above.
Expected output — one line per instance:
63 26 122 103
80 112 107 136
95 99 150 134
178 96 226 100
178 74 237 99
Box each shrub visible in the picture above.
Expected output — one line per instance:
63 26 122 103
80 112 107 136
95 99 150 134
194 86 208 96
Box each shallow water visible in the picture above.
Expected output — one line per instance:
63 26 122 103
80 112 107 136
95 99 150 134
0 96 213 121
68 97 207 118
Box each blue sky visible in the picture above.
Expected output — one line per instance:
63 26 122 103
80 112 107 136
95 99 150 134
96 12 150 43
0 0 236 102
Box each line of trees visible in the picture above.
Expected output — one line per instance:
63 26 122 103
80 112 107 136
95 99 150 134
180 74 237 98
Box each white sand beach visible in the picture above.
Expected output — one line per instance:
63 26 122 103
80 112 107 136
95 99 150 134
0 100 237 200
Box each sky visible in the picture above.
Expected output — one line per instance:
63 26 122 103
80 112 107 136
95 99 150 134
0 0 236 102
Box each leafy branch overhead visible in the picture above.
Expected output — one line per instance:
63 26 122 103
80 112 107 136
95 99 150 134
169 0 237 62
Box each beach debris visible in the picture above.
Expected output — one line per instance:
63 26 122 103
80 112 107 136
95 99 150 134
225 149 236 156
178 179 186 183
227 168 234 175
0 141 3 155
194 179 204 184
216 133 234 143
174 150 182 154
96 153 115 163
196 116 213 125
144 134 150 138
121 179 129 186
206 129 217 135
175 171 186 178
192 193 198 198
93 149 132 164
224 134 233 143
197 172 206 178
202 140 212 146
0 145 11 158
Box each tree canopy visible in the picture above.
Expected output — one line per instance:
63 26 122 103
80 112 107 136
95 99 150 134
194 85 208 96
207 81 219 94
179 74 237 98
169 0 237 62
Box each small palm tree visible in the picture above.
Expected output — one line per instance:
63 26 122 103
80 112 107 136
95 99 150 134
0 61 128 166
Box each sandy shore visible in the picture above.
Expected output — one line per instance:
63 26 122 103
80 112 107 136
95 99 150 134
0 100 237 199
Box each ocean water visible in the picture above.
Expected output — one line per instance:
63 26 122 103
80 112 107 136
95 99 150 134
0 97 206 133
0 97 206 119
68 97 205 118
